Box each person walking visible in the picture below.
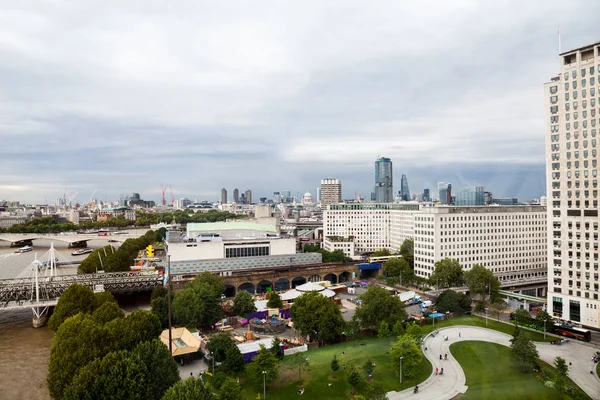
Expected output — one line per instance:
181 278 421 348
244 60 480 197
459 332 461 338
435 367 438 375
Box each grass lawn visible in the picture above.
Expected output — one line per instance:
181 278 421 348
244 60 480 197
450 341 590 400
239 337 432 400
421 315 554 342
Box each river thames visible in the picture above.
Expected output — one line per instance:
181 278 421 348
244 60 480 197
0 237 149 399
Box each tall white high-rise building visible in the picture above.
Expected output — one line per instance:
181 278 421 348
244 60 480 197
320 179 342 206
544 41 600 329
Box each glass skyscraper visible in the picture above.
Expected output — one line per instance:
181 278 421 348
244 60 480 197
374 156 393 203
455 186 485 206
400 174 411 201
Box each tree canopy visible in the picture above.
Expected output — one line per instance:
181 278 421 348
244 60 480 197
435 290 472 314
372 248 392 257
290 291 345 344
303 243 346 262
429 258 465 289
510 327 539 372
383 257 413 285
162 377 217 400
232 290 257 316
399 238 414 268
246 345 280 389
48 284 98 331
388 334 423 378
266 291 283 309
173 274 224 329
464 264 500 304
354 285 407 330
207 333 245 374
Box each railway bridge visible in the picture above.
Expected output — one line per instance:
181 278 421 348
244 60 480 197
173 262 359 296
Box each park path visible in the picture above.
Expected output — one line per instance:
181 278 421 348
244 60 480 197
386 326 600 400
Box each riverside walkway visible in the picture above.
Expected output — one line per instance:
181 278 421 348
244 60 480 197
387 326 600 400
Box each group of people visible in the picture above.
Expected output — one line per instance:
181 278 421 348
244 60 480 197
435 367 444 375
592 351 600 364
439 353 448 360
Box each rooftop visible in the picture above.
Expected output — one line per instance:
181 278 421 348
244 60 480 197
187 221 277 234
559 40 600 56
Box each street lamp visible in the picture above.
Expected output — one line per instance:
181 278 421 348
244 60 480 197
485 308 488 327
167 255 172 355
544 319 546 340
399 357 404 385
262 370 267 400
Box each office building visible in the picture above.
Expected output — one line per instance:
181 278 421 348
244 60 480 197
455 186 485 206
320 179 342 206
375 156 393 203
400 174 411 201
545 41 600 328
438 182 452 204
413 206 547 286
423 188 430 202
233 188 239 203
221 188 227 204
323 203 419 257
245 189 252 205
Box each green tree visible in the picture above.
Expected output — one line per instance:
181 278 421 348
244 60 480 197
77 247 108 274
291 291 344 345
389 334 423 378
107 310 162 351
222 345 246 375
162 377 217 400
464 264 500 304
151 294 170 329
354 286 406 330
366 382 388 400
63 350 148 400
383 258 413 285
509 327 539 372
372 249 392 257
267 291 283 309
91 301 125 325
188 271 225 298
429 258 465 289
513 307 532 326
404 322 423 344
207 333 239 364
288 353 310 382
232 290 257 316
246 345 279 389
172 289 206 328
331 355 340 374
48 284 97 331
378 320 391 338
490 299 507 321
345 318 362 342
553 356 568 392
347 368 361 392
392 321 405 337
435 290 472 314
271 336 284 360
218 377 242 400
534 310 555 332
48 314 113 399
133 339 181 400
363 358 374 376
399 238 414 269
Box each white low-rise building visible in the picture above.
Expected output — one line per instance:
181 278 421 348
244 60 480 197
166 221 321 274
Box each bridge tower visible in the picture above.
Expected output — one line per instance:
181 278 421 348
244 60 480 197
32 244 58 328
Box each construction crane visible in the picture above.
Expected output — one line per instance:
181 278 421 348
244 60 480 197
161 184 168 206
67 191 78 207
88 188 97 204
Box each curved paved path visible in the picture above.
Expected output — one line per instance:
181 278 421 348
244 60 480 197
387 326 600 400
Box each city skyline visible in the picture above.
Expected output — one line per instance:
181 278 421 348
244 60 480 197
1 2 599 204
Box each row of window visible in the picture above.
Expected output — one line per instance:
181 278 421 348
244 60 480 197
563 65 598 80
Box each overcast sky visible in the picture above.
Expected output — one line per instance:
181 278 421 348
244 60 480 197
1 1 599 204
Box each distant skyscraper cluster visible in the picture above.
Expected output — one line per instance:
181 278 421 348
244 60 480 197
225 188 252 204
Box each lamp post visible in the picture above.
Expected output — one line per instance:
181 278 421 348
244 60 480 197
399 357 404 385
262 370 267 399
485 308 488 327
167 255 172 355
544 319 547 340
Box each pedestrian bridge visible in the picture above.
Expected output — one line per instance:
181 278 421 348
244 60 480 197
0 231 145 247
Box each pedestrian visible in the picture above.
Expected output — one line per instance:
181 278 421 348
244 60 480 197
441 368 444 375
435 367 438 375
190 372 193 377
459 332 461 338
440 354 442 360
444 353 448 360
